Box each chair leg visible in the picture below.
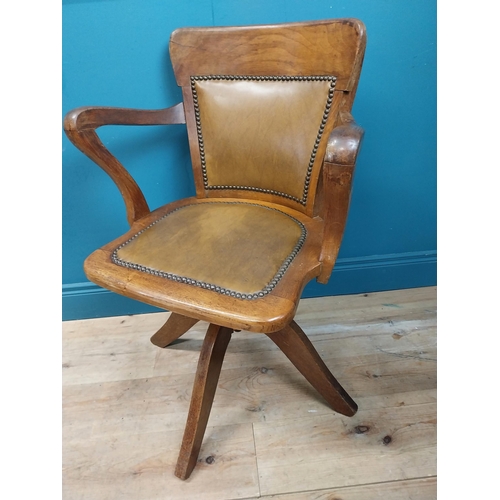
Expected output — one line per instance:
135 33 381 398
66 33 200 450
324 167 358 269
174 323 233 480
150 312 199 348
266 320 358 417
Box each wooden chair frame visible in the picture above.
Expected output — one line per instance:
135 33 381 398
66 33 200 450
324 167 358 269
64 18 366 480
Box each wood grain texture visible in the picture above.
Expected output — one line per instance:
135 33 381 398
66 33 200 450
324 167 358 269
175 324 233 480
316 112 364 283
149 312 199 348
254 403 436 495
170 19 366 90
324 112 364 165
63 422 259 500
253 477 437 499
63 288 436 499
266 321 357 416
64 19 367 341
63 102 186 131
316 161 355 284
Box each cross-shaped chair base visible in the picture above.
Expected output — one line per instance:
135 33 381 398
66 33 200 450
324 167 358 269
151 312 358 480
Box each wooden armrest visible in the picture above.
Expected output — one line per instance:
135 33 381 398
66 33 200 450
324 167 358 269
63 103 186 226
64 102 186 131
317 113 364 284
324 111 364 165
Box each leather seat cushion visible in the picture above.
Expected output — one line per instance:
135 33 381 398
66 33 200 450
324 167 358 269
112 201 306 299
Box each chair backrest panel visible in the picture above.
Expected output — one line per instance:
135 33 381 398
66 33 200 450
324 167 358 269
170 19 366 215
192 75 336 206
170 19 365 90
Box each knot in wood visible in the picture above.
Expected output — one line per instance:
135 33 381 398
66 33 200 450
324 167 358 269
336 172 352 186
354 425 370 434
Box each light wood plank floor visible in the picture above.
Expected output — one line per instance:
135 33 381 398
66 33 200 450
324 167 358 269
63 287 437 499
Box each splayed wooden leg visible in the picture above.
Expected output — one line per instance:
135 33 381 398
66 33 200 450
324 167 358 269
174 323 232 480
150 312 199 348
267 320 357 417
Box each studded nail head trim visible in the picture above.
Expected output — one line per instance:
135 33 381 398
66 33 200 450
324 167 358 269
191 75 337 206
111 202 307 300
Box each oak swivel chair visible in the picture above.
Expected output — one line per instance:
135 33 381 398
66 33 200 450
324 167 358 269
64 18 367 480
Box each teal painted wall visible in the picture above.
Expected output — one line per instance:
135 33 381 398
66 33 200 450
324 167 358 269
62 0 437 320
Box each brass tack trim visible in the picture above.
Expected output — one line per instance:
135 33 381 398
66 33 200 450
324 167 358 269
111 202 307 300
191 75 337 206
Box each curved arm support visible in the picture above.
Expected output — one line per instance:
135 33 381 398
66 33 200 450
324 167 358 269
317 113 364 284
324 111 364 165
64 102 186 131
63 103 186 226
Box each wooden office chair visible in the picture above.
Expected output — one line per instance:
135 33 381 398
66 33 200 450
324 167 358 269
64 18 366 480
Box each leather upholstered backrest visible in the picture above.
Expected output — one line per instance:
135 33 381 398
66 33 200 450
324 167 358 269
191 75 336 207
170 19 366 215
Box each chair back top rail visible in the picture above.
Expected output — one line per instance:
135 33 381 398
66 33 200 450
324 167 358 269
170 19 366 92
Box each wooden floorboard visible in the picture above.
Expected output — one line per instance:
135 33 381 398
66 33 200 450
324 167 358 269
62 287 436 499
252 477 437 499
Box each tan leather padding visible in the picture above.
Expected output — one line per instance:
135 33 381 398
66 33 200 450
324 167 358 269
194 78 333 203
113 202 305 296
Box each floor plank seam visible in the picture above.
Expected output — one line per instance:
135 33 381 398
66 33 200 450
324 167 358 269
241 475 438 499
251 422 263 499
374 346 437 362
62 288 437 499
